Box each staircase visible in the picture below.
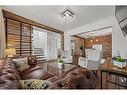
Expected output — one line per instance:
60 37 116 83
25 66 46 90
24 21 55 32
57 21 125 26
33 48 46 63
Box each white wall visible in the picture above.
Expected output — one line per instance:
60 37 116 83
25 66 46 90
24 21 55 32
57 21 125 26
0 6 6 58
112 16 127 58
64 15 127 58
47 32 57 60
47 31 61 60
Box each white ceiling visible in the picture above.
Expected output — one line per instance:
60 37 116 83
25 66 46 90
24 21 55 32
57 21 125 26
77 27 112 38
2 6 114 32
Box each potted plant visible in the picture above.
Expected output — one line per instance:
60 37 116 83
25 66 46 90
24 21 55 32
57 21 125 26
112 57 127 68
57 58 64 69
80 46 83 50
79 46 83 56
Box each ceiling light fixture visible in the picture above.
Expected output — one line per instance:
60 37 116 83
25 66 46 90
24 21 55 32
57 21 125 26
96 39 98 42
90 32 94 34
61 8 74 21
90 40 93 43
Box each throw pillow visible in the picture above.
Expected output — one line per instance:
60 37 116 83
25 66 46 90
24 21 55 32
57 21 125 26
19 79 51 89
12 57 30 72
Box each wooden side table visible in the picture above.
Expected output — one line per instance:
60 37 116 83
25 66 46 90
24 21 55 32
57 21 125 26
100 58 127 89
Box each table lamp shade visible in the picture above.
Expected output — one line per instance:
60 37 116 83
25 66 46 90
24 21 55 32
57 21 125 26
5 48 16 57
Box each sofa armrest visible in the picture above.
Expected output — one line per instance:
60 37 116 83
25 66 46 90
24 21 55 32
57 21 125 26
20 65 53 80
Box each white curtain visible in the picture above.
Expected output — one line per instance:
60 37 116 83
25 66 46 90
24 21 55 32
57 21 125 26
0 7 6 58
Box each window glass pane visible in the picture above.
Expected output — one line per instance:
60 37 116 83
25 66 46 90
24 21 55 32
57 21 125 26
32 26 61 62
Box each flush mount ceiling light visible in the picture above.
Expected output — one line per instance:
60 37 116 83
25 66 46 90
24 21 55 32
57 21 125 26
61 8 74 21
90 31 94 34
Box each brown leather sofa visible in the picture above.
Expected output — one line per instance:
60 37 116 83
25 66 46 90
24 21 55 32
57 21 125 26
0 56 98 89
0 56 58 89
48 67 98 89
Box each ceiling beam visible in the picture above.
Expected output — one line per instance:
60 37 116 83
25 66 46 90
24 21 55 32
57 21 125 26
76 26 112 36
71 35 85 39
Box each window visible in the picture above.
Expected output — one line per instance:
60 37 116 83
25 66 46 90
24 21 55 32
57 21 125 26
32 27 61 61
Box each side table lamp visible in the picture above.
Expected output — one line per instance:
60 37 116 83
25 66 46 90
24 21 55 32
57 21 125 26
5 48 16 57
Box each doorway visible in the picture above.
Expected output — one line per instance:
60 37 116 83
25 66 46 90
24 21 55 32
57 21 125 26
71 26 112 64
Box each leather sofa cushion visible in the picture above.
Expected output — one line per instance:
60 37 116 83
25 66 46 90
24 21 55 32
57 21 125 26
48 67 97 89
0 58 16 69
0 68 21 80
72 67 97 88
0 72 21 89
63 73 90 89
0 58 21 80
46 76 59 83
20 65 53 80
0 80 20 89
48 73 89 89
48 80 63 89
0 58 22 89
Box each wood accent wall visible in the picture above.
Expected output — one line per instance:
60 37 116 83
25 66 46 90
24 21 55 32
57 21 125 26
61 33 64 50
85 34 112 58
71 37 85 65
3 10 64 56
5 18 32 56
71 38 85 56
